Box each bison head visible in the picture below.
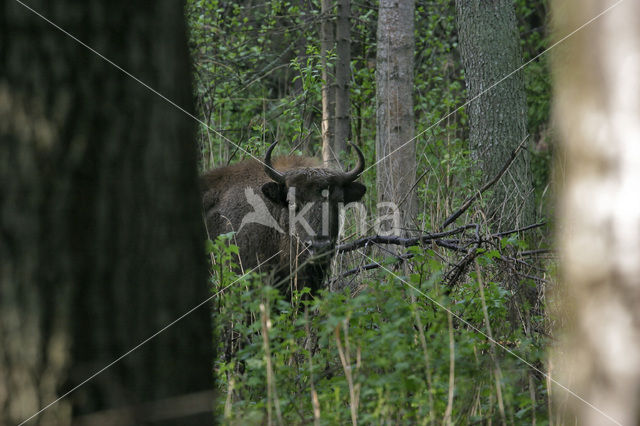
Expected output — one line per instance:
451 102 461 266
260 141 366 288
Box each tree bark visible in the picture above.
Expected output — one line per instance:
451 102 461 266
0 1 212 424
320 0 336 167
552 0 640 424
376 0 417 236
334 0 351 165
455 0 534 230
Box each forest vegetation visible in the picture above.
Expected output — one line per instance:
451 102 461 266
2 0 638 425
187 0 554 423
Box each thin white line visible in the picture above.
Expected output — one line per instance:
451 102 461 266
18 251 282 426
15 0 625 176
12 0 625 423
364 0 626 174
13 0 268 168
357 250 622 426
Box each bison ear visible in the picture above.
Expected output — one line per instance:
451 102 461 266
261 182 287 205
343 182 366 203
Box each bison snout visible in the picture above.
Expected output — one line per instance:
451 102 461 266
306 237 333 256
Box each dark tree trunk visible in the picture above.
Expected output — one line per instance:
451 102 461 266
0 1 212 424
455 0 534 230
376 0 417 236
334 0 351 161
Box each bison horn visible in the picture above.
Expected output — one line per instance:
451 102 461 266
340 142 365 183
264 141 286 183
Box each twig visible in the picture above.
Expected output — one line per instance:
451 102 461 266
305 308 321 426
442 225 482 288
411 292 435 423
442 310 455 425
496 255 546 273
336 253 415 281
335 320 360 426
333 220 550 289
435 240 468 252
397 167 430 209
440 134 529 230
260 301 283 426
443 249 479 288
491 221 546 238
475 260 507 425
336 225 476 253
518 249 553 257
529 373 537 426
333 237 469 283
512 271 551 284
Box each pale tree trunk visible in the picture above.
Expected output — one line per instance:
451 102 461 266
333 0 351 165
0 1 211 424
552 0 640 424
376 0 417 236
455 0 534 230
321 0 336 167
293 11 315 155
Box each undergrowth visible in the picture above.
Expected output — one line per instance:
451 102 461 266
189 0 554 422
209 233 550 425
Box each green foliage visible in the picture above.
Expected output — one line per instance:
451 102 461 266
186 0 327 168
190 0 553 423
515 0 554 211
210 234 549 424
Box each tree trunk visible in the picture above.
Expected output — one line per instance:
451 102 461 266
334 0 351 165
320 0 336 167
376 0 417 236
0 1 212 424
455 0 534 230
552 0 640 424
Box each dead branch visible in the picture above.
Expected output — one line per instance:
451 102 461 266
335 253 414 280
518 249 553 257
336 224 476 254
333 216 551 292
440 134 529 230
492 222 546 238
443 249 480 288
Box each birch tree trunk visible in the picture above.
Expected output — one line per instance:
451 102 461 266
552 0 640 424
0 1 212 424
376 0 417 236
455 0 534 230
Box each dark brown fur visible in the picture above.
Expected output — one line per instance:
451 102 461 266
201 157 319 212
201 155 365 296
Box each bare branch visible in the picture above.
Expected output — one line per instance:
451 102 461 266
332 220 551 289
518 249 554 257
336 225 476 253
492 222 547 238
440 134 529 230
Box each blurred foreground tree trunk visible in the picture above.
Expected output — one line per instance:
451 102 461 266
376 0 417 236
0 1 212 424
552 0 640 424
455 0 534 230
